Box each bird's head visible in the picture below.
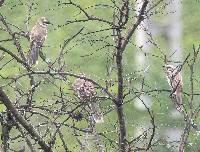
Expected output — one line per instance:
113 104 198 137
38 17 52 27
163 64 178 78
163 64 175 72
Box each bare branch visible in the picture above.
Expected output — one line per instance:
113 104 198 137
121 0 149 52
0 88 52 152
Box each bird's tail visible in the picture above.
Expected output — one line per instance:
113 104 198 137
176 91 183 111
89 102 104 123
27 41 40 66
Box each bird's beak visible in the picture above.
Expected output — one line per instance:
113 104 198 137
45 21 53 25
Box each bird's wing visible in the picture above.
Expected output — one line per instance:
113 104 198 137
28 26 46 65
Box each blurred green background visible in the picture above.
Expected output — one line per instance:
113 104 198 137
0 0 200 151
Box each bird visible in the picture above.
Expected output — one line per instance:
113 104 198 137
164 64 183 105
72 74 104 123
27 17 51 66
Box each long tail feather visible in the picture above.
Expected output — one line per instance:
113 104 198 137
28 41 41 65
175 91 183 111
89 102 104 123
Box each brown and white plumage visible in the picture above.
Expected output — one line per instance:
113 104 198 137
165 64 183 105
27 17 50 66
73 74 104 123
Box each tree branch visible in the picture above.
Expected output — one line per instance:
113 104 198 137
0 87 52 152
121 0 149 52
0 0 4 7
